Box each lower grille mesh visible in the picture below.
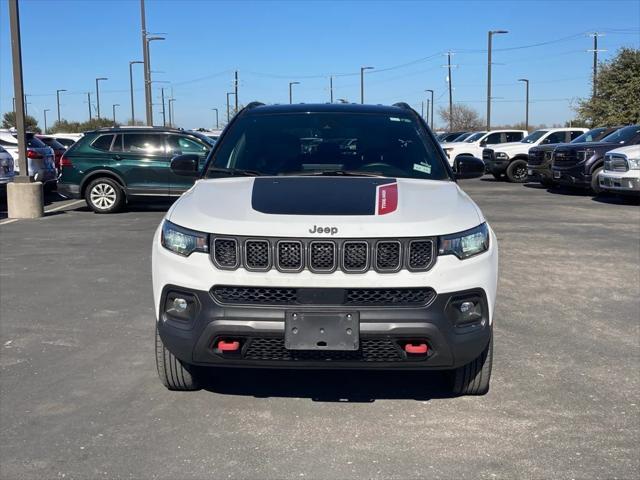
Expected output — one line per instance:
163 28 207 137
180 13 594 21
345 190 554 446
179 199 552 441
243 337 404 362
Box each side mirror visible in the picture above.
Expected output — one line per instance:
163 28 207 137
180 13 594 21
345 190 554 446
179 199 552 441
454 156 485 180
479 140 487 147
170 154 199 176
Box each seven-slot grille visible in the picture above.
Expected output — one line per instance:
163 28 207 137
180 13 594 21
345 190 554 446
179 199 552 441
604 154 629 172
209 236 435 274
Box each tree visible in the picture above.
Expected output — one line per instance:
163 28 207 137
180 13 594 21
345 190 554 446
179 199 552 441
573 48 640 126
1 111 40 132
437 103 484 131
48 118 117 134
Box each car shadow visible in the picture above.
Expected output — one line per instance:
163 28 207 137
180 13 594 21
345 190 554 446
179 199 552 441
522 183 548 190
592 193 640 206
199 367 454 402
545 185 592 197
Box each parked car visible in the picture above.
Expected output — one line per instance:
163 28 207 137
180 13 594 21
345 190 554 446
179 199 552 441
483 128 588 182
57 126 215 213
551 125 640 193
153 102 496 396
442 129 527 166
438 131 468 143
0 145 15 187
48 133 84 148
598 145 640 196
0 129 57 190
192 128 222 143
37 135 66 170
450 132 474 142
527 127 621 187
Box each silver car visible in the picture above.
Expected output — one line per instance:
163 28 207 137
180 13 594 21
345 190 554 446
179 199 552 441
0 130 57 189
0 145 15 186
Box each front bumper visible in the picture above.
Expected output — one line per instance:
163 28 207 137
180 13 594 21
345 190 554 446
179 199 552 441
485 159 509 174
527 164 553 183
152 225 498 370
599 170 640 195
551 165 590 188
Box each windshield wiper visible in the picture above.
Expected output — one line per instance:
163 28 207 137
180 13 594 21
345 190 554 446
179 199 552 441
280 170 385 177
207 167 262 177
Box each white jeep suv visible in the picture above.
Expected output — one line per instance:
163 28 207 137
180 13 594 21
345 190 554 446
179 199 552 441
152 102 498 396
442 129 527 166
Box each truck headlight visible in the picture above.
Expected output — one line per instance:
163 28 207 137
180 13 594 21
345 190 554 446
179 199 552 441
161 220 209 256
577 149 595 162
495 152 509 160
439 223 490 260
627 155 640 170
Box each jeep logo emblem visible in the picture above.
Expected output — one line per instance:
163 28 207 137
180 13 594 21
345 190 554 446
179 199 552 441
309 225 338 235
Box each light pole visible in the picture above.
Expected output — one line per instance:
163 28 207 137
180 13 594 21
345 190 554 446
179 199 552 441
425 89 434 128
24 94 30 116
86 92 92 120
226 92 235 122
211 108 219 129
289 81 300 104
486 30 508 131
329 76 334 103
160 87 166 126
518 78 529 131
360 66 374 104
168 98 175 127
129 60 143 125
56 89 66 122
145 35 165 125
43 109 50 134
95 77 108 118
112 104 119 125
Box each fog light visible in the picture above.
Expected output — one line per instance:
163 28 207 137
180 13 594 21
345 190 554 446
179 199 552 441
447 294 486 328
172 297 188 313
459 301 474 314
164 291 198 322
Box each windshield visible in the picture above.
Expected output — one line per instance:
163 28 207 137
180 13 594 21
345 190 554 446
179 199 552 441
521 130 549 144
452 132 472 142
464 132 486 143
571 127 609 143
601 125 639 144
206 112 449 180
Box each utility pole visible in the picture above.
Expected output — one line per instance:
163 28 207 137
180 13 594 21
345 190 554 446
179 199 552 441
160 87 166 126
289 82 300 104
588 32 605 98
426 99 431 126
518 79 529 131
234 70 238 113
56 89 66 122
425 89 434 128
129 60 143 125
87 92 92 120
360 66 374 104
141 0 152 125
168 98 175 127
8 0 43 218
24 94 29 116
43 109 50 133
421 101 424 119
96 77 108 118
447 52 453 131
486 30 508 131
329 76 334 103
112 104 119 125
226 92 234 123
211 108 219 129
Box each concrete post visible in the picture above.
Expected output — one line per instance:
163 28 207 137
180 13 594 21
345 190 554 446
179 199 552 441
7 182 44 219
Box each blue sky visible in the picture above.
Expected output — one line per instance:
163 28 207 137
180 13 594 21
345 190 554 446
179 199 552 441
1 0 639 130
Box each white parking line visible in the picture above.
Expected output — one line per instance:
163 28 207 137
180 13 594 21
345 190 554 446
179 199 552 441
0 199 85 226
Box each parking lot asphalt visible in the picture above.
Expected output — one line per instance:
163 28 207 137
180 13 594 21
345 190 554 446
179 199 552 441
1 179 638 479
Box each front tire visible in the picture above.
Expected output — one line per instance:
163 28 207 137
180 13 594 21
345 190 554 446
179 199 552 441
590 167 603 194
155 327 200 391
450 332 493 396
506 159 528 183
85 177 125 213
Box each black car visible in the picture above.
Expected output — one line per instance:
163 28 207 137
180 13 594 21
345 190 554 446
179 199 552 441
551 125 640 192
438 131 468 143
527 127 621 187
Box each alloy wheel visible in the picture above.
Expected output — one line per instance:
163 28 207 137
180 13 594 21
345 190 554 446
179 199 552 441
90 183 117 210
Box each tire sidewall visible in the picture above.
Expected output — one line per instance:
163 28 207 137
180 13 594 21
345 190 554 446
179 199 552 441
591 167 603 194
506 159 528 183
85 178 124 214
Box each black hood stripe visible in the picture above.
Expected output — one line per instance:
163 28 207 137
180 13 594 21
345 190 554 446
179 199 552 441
251 177 397 216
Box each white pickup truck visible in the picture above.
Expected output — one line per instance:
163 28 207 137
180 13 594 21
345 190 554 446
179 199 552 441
441 130 527 166
483 128 588 182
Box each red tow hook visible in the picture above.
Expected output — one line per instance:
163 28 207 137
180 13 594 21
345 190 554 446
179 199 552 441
404 343 429 355
217 340 240 352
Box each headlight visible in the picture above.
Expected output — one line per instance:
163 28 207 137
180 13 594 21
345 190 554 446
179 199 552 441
627 156 640 170
577 149 595 162
495 152 509 160
443 148 452 158
161 220 209 256
439 223 490 260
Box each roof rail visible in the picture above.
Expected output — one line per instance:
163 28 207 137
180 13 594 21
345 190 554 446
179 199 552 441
245 101 265 110
392 102 413 111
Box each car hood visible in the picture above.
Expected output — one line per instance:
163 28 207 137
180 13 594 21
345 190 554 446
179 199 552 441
488 141 530 154
168 176 484 237
554 141 619 153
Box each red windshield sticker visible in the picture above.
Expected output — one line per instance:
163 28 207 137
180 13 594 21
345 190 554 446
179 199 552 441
376 182 398 215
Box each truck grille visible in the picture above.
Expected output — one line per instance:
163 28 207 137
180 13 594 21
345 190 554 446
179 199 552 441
605 154 629 172
242 337 406 362
482 149 495 162
553 149 578 167
211 286 436 307
528 150 545 166
209 236 436 274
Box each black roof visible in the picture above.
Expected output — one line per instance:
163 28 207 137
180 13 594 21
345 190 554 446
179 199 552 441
245 103 414 115
87 126 185 134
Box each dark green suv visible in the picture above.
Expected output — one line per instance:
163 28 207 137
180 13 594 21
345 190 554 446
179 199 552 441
58 127 215 213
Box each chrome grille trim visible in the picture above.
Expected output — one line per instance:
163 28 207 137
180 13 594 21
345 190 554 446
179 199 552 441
605 154 629 172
